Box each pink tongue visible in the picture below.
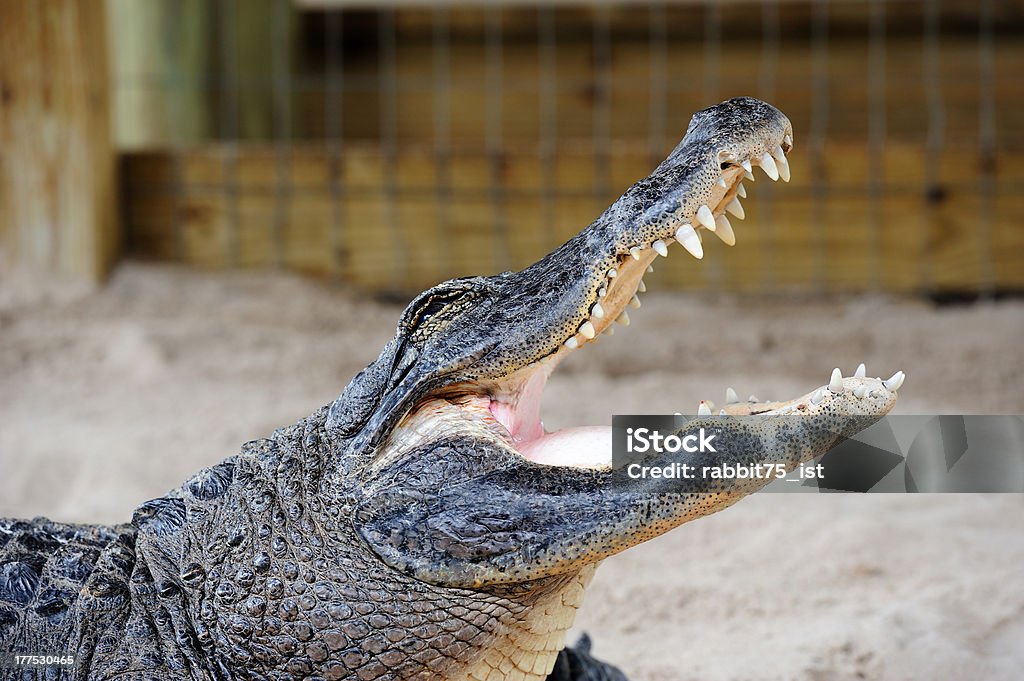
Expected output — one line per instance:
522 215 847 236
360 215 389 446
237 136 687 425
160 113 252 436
517 426 613 469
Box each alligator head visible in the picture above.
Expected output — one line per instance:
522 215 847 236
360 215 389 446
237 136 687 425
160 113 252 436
106 97 904 681
330 96 798 459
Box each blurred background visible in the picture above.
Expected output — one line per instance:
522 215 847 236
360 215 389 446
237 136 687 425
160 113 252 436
2 0 1023 295
2 4 1023 679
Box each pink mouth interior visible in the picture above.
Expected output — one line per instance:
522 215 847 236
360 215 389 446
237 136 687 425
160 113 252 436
487 367 612 469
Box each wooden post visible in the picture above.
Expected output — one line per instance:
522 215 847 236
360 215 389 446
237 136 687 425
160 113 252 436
0 0 118 281
106 0 214 149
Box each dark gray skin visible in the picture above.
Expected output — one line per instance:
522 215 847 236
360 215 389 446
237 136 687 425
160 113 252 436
0 98 902 680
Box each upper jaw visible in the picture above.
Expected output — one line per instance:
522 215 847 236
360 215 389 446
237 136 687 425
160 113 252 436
554 120 794 355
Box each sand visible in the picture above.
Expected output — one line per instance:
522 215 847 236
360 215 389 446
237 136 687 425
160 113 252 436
2 262 1023 680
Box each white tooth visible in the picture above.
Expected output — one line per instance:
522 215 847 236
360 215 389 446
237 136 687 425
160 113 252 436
591 301 605 319
777 155 790 182
737 182 747 198
696 205 716 231
629 295 641 309
607 268 617 278
565 336 579 349
580 321 596 339
605 325 614 336
759 152 779 181
652 239 669 257
616 310 630 326
741 159 752 174
714 215 736 246
697 402 712 416
784 133 792 147
748 394 760 403
637 280 647 293
719 409 727 416
773 143 791 179
599 287 607 297
646 265 654 273
853 385 869 398
674 224 703 259
810 388 826 405
884 370 905 392
726 387 739 404
829 367 844 393
630 246 642 260
743 169 755 181
725 197 745 219
854 363 866 378
717 176 728 188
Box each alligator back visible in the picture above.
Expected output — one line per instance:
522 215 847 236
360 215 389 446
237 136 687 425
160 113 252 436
0 517 135 675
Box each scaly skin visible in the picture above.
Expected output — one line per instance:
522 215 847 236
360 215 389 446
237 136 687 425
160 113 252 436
0 98 902 680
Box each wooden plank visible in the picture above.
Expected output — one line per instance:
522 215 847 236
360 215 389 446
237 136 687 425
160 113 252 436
284 195 335 274
0 0 117 280
295 35 1024 150
993 191 1024 292
102 3 1024 151
180 194 229 269
300 0 1024 36
343 195 397 287
237 194 277 269
121 142 1024 294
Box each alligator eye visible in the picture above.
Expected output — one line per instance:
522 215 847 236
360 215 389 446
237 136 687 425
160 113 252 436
418 298 450 324
407 288 476 333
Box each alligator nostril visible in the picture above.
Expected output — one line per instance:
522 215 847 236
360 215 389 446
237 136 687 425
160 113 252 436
720 162 731 170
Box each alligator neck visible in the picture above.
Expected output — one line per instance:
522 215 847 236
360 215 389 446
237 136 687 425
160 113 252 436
458 565 597 681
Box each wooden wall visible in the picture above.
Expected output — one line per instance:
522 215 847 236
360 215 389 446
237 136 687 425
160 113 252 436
121 140 1023 294
118 2 1024 295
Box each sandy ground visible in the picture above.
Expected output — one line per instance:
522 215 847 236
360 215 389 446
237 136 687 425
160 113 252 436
2 262 1023 680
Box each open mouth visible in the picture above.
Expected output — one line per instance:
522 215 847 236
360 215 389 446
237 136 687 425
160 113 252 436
393 131 904 470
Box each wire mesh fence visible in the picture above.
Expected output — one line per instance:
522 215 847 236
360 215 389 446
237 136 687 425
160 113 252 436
113 0 1024 296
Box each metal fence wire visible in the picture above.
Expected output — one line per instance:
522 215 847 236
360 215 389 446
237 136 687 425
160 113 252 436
112 0 1023 297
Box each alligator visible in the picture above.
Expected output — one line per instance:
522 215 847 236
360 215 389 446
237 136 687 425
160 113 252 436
0 97 905 681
